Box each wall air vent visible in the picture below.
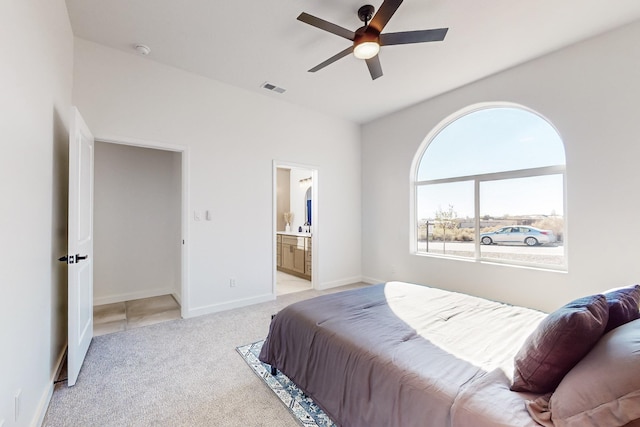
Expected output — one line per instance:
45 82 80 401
261 82 286 94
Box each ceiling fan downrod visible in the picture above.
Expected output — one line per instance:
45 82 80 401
358 4 375 26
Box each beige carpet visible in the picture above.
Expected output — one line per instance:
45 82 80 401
43 283 368 426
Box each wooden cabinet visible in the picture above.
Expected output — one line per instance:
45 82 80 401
276 234 282 267
281 238 295 270
305 237 312 276
278 234 311 280
292 246 305 274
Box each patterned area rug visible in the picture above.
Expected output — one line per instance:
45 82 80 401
236 341 336 427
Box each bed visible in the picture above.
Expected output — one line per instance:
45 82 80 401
259 281 640 427
259 282 546 427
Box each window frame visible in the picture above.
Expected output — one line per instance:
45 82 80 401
409 103 567 271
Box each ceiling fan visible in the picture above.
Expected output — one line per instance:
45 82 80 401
297 0 448 80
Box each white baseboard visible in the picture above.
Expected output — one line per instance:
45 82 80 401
186 293 275 318
93 287 174 305
33 382 53 427
361 276 385 285
171 291 182 305
33 345 66 427
316 276 364 290
52 346 67 385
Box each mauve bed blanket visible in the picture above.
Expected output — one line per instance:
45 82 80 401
259 281 546 427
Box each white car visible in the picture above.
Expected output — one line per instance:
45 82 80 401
480 226 557 246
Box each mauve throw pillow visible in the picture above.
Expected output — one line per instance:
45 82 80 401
603 284 640 333
548 318 640 427
510 294 609 393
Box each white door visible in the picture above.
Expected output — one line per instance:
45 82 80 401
67 107 95 386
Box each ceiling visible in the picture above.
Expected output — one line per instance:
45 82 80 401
65 0 640 124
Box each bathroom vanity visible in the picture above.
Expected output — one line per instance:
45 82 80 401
276 232 311 280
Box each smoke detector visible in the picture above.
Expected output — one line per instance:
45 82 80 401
134 44 151 56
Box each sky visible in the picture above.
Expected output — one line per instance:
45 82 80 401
416 107 565 219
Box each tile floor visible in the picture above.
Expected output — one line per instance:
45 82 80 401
94 294 181 337
277 271 312 295
94 277 308 336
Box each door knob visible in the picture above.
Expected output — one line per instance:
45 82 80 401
57 254 89 264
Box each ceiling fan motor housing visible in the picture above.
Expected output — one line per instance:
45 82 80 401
355 28 380 45
355 4 380 48
297 0 448 80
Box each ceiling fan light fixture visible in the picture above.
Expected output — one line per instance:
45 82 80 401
354 41 380 60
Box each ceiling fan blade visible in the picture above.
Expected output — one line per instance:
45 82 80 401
309 46 355 72
368 0 403 34
380 28 448 46
297 12 356 41
365 55 383 80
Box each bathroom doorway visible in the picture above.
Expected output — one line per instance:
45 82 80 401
273 161 318 295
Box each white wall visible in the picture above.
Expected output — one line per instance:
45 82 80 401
72 38 362 315
94 141 181 305
362 21 640 313
0 0 73 425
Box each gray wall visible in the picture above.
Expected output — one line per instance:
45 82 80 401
0 0 74 424
276 168 290 231
94 141 182 305
73 37 363 317
362 21 640 313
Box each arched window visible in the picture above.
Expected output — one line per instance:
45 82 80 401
412 104 566 269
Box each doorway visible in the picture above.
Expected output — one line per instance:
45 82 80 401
273 161 318 295
93 138 188 333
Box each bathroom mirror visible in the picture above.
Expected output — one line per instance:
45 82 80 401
305 187 312 225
